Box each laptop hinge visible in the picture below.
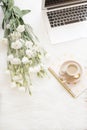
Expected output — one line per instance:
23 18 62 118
47 1 87 10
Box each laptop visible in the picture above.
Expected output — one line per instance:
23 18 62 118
42 0 87 44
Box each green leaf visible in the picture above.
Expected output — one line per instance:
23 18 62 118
4 10 11 21
21 10 30 16
2 0 7 4
7 0 14 8
19 17 24 25
4 28 10 37
1 5 6 14
13 6 22 18
2 19 5 29
25 24 38 42
9 18 17 31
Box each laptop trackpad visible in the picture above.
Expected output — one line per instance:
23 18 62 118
49 21 87 44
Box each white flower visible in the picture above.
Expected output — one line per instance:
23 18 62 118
10 31 21 41
26 49 33 57
10 82 17 88
29 60 32 65
34 65 41 72
18 80 23 85
13 75 22 82
29 66 39 73
11 40 23 49
29 67 35 73
6 24 10 29
11 58 21 65
25 41 33 49
7 54 14 62
40 63 47 70
33 44 40 51
0 38 8 45
17 25 25 33
22 57 29 64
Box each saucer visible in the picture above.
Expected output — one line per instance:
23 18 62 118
59 60 83 84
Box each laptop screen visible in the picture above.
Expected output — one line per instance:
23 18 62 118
45 0 86 7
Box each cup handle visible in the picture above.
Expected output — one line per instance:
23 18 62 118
74 74 80 79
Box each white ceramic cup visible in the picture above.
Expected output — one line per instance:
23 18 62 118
65 62 80 77
59 60 82 84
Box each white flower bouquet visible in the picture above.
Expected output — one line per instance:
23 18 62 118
0 0 46 94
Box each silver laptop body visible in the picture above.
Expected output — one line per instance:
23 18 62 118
42 0 87 44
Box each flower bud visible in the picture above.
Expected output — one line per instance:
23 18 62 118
17 25 25 33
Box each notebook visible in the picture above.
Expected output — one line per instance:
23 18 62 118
48 60 87 97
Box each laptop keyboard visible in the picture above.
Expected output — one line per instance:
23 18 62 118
47 4 87 27
45 0 61 7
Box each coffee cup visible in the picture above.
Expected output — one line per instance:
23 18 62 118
59 60 82 84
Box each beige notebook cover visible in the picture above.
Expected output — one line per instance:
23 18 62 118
48 62 87 98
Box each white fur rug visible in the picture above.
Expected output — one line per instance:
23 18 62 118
0 33 87 130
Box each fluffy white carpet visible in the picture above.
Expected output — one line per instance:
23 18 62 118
1 60 87 130
0 24 87 130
